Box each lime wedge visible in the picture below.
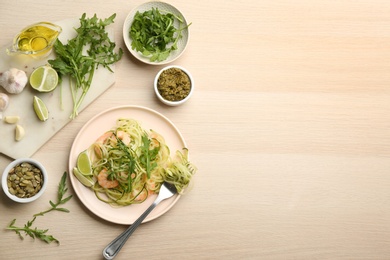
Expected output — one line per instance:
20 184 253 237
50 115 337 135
77 150 92 176
33 96 49 121
73 167 94 187
29 65 58 92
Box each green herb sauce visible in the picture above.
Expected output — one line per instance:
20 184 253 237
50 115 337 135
157 68 191 101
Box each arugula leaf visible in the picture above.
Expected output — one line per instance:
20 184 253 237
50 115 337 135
140 134 160 178
34 172 73 217
7 217 59 244
49 13 123 119
112 133 136 193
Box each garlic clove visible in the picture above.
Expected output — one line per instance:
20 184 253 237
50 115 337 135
4 115 20 124
0 93 9 119
0 93 9 111
15 124 25 141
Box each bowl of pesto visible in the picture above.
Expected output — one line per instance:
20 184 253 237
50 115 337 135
154 65 194 106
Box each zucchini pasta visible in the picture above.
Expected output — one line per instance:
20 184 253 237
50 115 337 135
74 118 196 206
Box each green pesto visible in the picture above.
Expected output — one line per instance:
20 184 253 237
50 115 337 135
157 68 191 101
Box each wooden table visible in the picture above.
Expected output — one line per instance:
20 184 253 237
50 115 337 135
1 0 390 259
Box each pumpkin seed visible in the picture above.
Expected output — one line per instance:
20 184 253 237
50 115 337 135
9 187 16 195
6 162 44 199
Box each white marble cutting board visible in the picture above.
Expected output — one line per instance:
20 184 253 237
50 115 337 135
0 18 116 159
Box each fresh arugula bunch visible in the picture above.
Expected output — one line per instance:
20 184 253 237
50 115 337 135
130 8 191 62
49 13 123 119
6 172 73 244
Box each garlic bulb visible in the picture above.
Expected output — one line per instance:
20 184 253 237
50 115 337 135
0 68 28 94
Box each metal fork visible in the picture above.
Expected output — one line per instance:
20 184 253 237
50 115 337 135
102 182 178 260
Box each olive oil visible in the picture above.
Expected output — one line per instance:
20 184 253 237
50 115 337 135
17 25 60 52
7 22 62 56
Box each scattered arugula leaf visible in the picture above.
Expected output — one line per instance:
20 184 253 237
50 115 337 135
34 172 73 217
5 172 72 244
49 13 123 119
6 217 59 244
130 7 191 62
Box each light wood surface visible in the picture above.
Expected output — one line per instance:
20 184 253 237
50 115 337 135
1 1 390 259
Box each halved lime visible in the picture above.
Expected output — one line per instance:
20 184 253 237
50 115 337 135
33 96 49 121
73 167 94 187
29 65 58 92
77 150 92 176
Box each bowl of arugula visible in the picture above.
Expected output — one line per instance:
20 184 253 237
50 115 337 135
123 1 191 65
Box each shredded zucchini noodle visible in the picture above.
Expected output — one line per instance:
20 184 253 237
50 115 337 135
74 118 196 206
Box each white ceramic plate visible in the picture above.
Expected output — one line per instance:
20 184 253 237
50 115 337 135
68 105 186 224
123 1 190 65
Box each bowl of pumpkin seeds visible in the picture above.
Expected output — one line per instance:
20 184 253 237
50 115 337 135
2 158 48 203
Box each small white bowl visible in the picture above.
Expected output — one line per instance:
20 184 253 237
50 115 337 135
154 65 194 106
2 158 48 203
123 1 190 65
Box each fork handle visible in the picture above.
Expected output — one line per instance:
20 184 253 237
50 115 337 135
102 199 162 260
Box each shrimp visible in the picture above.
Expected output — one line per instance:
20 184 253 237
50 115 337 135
95 130 131 145
96 131 114 144
97 169 119 189
94 131 114 159
116 130 131 146
132 188 151 202
149 130 163 149
149 130 170 163
93 130 131 158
